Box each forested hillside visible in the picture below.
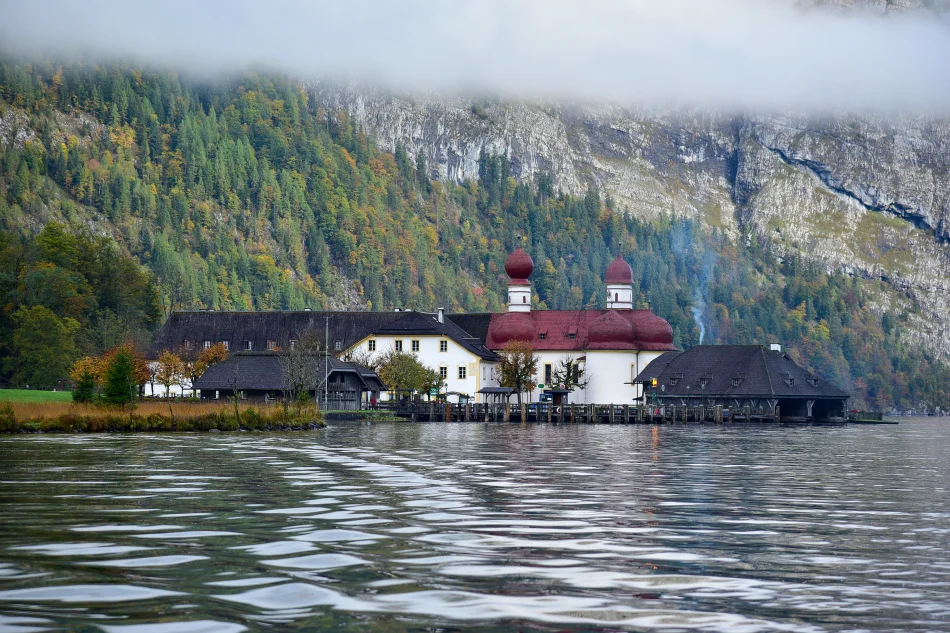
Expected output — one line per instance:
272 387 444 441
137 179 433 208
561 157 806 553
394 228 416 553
0 59 947 410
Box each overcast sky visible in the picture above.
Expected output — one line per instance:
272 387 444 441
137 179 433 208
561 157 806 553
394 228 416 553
2 0 950 113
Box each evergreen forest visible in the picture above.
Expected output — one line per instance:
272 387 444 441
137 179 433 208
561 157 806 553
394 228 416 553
0 58 947 410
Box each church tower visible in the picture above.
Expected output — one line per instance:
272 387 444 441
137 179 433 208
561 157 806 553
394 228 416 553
605 255 634 309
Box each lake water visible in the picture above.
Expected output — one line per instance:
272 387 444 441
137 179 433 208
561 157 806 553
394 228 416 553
1 419 948 632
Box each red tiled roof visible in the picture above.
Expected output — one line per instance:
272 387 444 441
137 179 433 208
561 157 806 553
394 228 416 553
486 309 677 352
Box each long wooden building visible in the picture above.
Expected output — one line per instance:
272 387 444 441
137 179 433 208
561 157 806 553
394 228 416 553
633 345 849 421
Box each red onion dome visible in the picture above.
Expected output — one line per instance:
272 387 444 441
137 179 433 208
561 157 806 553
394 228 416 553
587 310 637 350
486 312 536 348
605 254 633 285
635 311 675 348
505 247 534 284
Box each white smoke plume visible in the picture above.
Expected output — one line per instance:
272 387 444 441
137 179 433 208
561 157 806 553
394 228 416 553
2 0 950 113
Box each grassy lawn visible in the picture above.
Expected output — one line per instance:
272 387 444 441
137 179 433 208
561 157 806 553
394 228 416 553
0 389 73 404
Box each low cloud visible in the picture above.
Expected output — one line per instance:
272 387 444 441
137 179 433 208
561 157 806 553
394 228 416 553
3 0 950 113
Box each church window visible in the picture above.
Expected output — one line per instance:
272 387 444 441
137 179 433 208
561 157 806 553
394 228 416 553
544 364 552 384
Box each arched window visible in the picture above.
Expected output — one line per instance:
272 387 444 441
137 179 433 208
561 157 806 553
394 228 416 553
522 296 526 303
615 292 619 301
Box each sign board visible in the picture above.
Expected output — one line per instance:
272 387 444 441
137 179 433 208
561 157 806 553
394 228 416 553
429 388 438 397
537 383 545 389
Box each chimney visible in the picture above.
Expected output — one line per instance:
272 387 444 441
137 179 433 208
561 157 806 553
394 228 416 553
770 344 782 352
394 308 401 312
304 308 311 312
437 307 444 324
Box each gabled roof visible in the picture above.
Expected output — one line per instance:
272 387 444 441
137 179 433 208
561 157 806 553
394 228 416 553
373 311 498 361
192 352 385 392
633 345 848 399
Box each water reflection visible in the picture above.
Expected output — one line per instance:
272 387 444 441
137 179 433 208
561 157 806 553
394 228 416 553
1 421 949 632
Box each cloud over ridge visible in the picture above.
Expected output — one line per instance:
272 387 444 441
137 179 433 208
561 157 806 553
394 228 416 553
2 0 950 113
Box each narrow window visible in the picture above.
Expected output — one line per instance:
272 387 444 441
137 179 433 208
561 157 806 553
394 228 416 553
544 364 552 384
203 340 212 350
615 292 619 301
458 366 467 380
267 340 277 351
243 340 253 351
411 339 420 352
439 340 448 352
368 340 376 352
439 366 447 379
334 340 342 351
522 296 526 303
221 341 230 351
395 340 403 352
289 339 298 350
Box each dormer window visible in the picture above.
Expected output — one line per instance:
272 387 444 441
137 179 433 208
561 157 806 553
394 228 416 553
732 374 744 387
203 340 212 350
539 332 547 340
670 373 683 386
243 340 253 351
809 378 819 387
334 340 342 351
267 340 277 351
289 339 298 350
780 373 795 387
700 374 710 389
568 333 575 340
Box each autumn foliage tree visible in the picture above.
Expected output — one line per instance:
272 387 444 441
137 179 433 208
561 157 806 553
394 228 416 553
156 350 185 397
497 340 539 406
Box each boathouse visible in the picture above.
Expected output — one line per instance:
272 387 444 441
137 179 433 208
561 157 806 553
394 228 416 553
192 352 385 410
633 345 849 421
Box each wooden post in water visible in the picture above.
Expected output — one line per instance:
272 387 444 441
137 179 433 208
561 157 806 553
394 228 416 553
744 405 751 422
504 402 510 422
775 405 780 422
521 402 527 424
547 402 552 423
428 401 434 422
623 404 630 424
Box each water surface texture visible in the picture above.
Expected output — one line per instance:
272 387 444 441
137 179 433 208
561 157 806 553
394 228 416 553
1 420 949 632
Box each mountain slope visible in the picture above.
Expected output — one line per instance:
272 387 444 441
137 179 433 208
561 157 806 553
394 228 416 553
313 86 950 360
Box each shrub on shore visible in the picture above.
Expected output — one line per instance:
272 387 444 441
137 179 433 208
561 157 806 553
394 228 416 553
0 400 324 434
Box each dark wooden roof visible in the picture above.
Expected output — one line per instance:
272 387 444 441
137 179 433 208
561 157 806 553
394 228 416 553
149 310 497 360
447 313 492 346
634 345 849 400
192 352 385 392
149 311 402 358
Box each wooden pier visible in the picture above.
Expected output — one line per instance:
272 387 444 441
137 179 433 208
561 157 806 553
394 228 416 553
382 402 825 424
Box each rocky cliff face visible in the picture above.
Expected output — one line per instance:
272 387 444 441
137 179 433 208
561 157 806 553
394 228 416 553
311 83 950 359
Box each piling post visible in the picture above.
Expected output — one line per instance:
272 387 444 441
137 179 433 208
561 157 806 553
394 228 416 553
520 402 527 424
744 405 751 422
775 405 780 422
547 402 552 423
623 404 630 424
428 401 434 422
